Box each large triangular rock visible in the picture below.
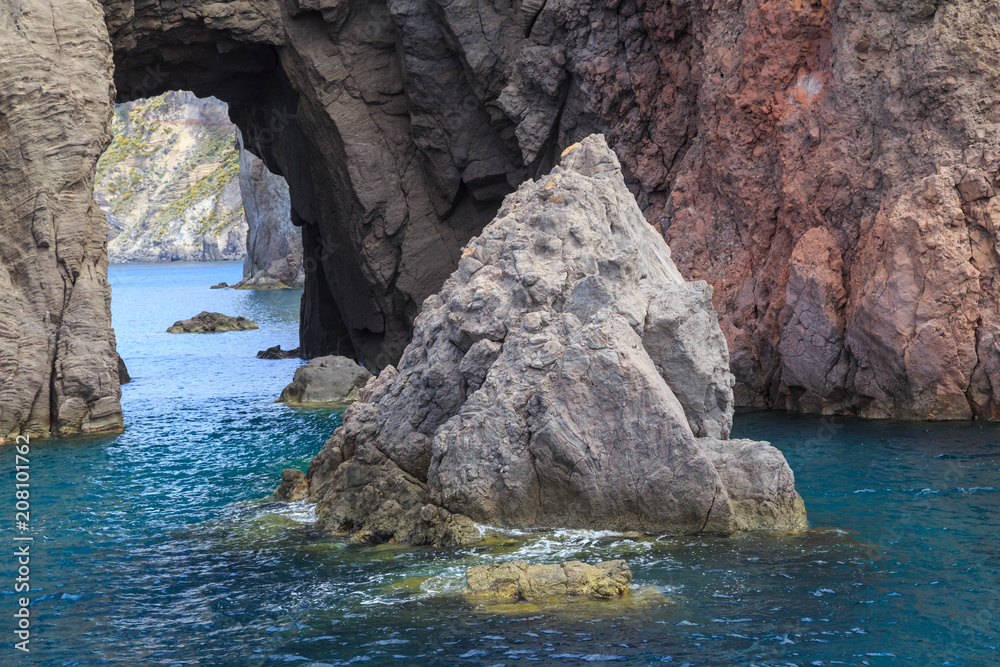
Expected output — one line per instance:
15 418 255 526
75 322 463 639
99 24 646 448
300 135 806 545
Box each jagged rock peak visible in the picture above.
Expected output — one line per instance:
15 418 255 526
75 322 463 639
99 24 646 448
301 135 806 545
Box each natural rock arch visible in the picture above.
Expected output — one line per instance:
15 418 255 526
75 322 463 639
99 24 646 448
3 0 1000 442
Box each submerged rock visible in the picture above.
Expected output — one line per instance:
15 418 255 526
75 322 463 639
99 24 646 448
301 134 806 545
278 356 371 405
463 560 632 600
257 345 302 360
273 469 309 502
166 311 258 334
232 131 303 290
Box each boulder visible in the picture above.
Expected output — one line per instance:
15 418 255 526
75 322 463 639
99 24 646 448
273 469 309 502
463 560 632 600
166 311 258 334
210 282 229 289
257 345 301 360
303 135 806 545
278 356 372 405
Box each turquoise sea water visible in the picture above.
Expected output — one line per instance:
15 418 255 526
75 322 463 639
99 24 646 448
2 261 998 666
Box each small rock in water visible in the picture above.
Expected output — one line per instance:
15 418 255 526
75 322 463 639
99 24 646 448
117 353 131 385
209 282 229 289
257 345 302 360
273 469 309 502
463 560 632 600
167 311 258 333
278 355 371 404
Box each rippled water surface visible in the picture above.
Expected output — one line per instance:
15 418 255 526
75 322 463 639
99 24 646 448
2 262 998 666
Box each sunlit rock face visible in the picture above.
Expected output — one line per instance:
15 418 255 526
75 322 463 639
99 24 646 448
302 136 807 546
98 92 248 264
3 0 1000 441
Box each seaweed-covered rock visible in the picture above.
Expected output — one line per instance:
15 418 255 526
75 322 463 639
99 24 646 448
463 560 632 600
166 311 258 334
302 135 806 545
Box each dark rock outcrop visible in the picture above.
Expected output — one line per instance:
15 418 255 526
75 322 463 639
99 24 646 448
463 560 632 600
300 136 806 545
117 355 131 385
277 356 371 404
167 312 258 334
273 468 309 502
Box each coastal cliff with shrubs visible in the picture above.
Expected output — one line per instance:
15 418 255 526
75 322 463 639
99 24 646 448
95 91 246 263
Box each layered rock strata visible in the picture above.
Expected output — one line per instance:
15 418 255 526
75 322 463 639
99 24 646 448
300 136 806 545
0 0 124 442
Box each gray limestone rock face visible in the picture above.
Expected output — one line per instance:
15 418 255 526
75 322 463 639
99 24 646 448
302 135 806 545
234 131 303 290
278 356 371 405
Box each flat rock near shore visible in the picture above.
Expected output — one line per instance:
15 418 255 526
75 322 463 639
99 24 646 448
167 311 258 334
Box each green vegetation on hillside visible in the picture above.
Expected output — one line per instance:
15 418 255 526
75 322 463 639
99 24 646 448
95 91 247 260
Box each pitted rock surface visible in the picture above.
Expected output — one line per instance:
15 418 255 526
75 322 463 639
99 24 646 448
302 136 806 545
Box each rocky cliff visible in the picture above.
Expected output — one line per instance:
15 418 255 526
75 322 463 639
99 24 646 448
2 0 999 441
97 92 248 263
299 136 806 545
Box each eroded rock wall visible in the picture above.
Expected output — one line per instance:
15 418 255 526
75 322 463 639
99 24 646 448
98 0 1000 418
0 0 123 442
